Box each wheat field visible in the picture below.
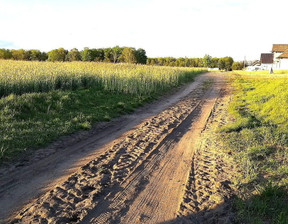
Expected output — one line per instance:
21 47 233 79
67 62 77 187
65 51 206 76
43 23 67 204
0 60 206 97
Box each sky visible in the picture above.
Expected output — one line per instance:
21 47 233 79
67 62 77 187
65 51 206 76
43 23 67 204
0 0 287 61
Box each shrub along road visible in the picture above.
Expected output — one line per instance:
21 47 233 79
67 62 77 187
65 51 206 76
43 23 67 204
1 73 238 223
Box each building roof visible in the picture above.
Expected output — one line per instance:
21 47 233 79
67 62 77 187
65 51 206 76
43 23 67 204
260 53 274 64
277 50 288 59
272 44 288 52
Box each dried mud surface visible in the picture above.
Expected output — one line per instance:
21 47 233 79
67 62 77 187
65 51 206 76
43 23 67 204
175 87 236 224
1 73 236 224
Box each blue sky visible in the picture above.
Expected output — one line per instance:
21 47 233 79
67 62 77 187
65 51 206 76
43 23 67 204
0 0 287 61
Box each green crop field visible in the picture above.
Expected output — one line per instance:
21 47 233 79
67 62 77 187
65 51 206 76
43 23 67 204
0 60 206 96
0 60 206 163
220 72 288 224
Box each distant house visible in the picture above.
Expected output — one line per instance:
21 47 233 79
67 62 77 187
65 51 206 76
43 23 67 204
272 44 288 69
259 44 288 70
260 53 273 70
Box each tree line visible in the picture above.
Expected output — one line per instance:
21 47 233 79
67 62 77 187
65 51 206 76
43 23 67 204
0 47 243 70
148 55 243 71
0 46 147 64
0 49 48 61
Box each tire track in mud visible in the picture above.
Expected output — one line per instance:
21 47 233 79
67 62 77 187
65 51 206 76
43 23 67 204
11 81 213 223
176 88 237 224
86 97 205 224
116 80 226 224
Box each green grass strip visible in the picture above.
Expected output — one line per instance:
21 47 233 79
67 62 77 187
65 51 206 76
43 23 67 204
219 74 288 223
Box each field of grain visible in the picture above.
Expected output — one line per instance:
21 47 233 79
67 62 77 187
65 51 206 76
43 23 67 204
0 60 205 97
0 60 206 162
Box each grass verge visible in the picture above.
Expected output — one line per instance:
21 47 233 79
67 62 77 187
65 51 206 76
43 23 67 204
218 73 288 223
0 88 153 163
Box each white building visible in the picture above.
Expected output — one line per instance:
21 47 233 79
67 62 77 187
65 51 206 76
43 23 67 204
272 44 288 70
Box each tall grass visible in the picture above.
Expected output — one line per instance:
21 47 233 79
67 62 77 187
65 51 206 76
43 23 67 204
0 60 206 97
219 73 288 223
0 60 205 163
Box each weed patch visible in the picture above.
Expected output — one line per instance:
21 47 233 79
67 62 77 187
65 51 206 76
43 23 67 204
219 74 288 223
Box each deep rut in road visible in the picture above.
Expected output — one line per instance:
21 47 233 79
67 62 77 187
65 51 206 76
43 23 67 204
6 73 235 224
176 86 236 224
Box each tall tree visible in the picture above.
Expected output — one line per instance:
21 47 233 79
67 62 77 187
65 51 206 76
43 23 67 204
218 58 225 70
135 48 147 64
48 48 67 62
81 47 94 61
30 49 42 61
40 52 48 61
218 57 234 71
67 48 81 61
188 59 196 67
120 47 136 64
11 49 26 60
232 62 244 70
0 49 12 59
224 57 234 71
94 48 104 62
111 46 123 63
104 48 113 62
23 50 31 60
203 54 212 67
210 58 219 68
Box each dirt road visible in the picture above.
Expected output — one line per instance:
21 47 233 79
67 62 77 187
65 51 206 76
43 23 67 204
0 72 236 223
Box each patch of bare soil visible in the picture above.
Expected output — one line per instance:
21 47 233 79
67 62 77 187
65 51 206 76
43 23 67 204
1 73 236 224
175 86 237 224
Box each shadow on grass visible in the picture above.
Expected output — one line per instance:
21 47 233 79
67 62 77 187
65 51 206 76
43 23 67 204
233 183 288 224
159 183 288 224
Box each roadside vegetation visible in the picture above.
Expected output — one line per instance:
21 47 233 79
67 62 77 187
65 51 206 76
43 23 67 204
0 60 205 163
219 73 288 223
232 70 288 76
